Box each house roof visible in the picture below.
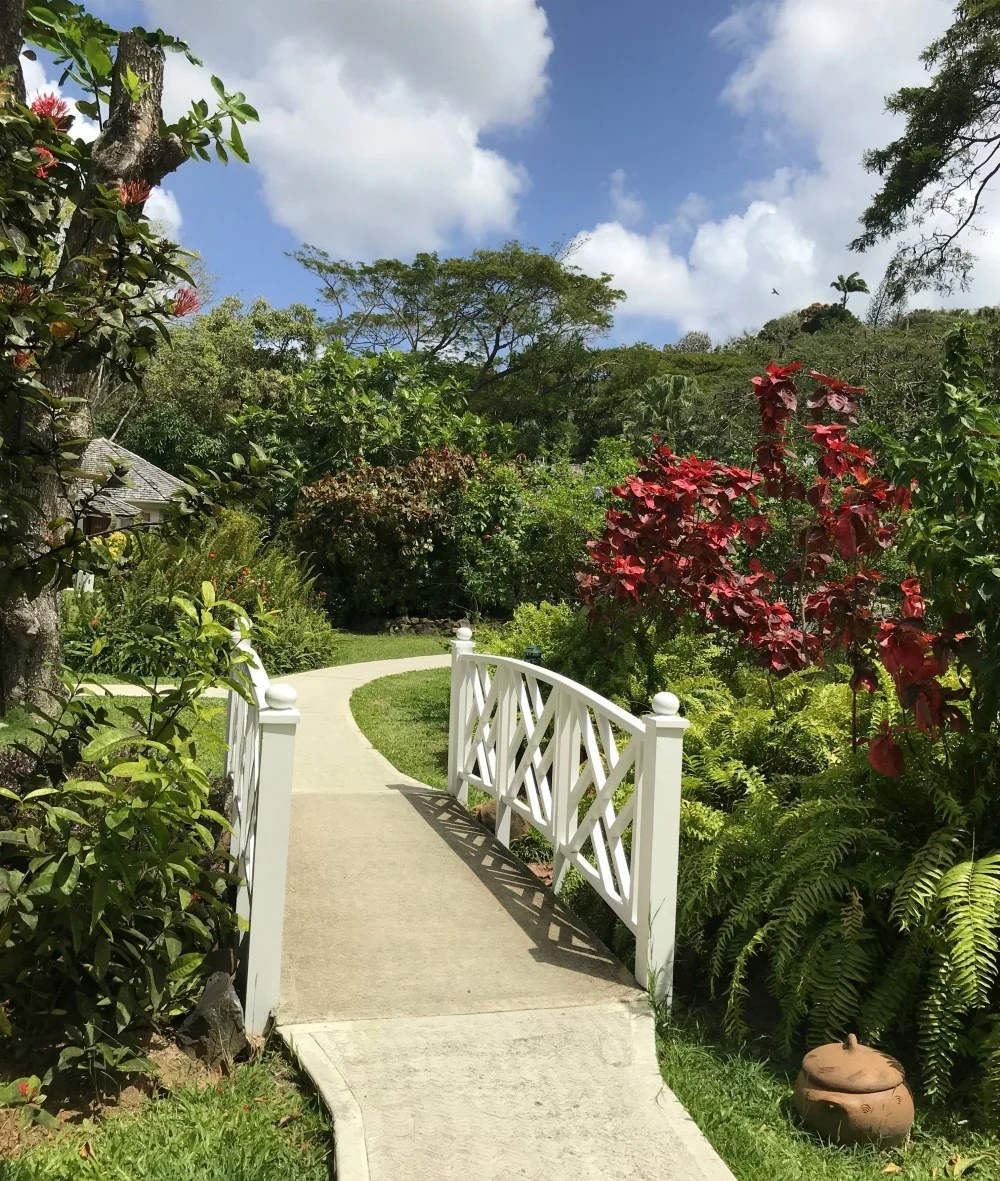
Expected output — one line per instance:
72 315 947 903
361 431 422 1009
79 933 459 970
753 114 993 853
79 438 187 509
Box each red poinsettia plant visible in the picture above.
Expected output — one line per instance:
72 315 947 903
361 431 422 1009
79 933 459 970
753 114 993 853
579 362 973 777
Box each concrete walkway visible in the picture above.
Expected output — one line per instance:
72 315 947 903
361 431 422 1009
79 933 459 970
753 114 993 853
278 657 735 1181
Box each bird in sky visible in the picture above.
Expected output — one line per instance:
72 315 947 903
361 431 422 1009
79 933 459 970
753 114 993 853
771 287 780 295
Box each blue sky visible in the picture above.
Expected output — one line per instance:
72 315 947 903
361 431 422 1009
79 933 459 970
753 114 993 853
38 1 1000 343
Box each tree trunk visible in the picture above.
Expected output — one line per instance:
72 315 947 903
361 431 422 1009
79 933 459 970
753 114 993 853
0 17 190 712
0 0 25 103
0 591 62 713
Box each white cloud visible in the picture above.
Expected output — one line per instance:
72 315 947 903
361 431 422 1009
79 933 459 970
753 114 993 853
144 187 183 240
139 0 552 257
609 169 644 225
571 0 1000 339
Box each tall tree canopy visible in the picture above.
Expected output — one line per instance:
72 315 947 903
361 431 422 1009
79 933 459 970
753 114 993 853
105 297 329 473
853 0 1000 293
292 241 623 392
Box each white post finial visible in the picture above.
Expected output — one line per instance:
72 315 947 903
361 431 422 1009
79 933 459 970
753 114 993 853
456 625 473 641
264 683 298 711
652 691 681 717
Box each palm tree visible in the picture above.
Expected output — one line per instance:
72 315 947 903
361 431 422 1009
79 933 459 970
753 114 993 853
624 374 701 452
830 271 870 308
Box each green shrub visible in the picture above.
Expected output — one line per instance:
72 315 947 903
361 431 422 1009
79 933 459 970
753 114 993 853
63 510 340 678
679 712 1000 1110
457 439 637 615
1 589 245 1087
295 448 479 622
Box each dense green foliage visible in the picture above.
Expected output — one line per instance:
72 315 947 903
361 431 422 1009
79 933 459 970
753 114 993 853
108 297 328 477
295 442 635 623
1 590 248 1087
63 511 340 677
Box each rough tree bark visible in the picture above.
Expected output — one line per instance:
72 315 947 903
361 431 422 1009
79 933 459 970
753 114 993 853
0 9 191 710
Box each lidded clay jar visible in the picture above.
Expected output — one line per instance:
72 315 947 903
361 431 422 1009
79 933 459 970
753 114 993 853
793 1033 914 1146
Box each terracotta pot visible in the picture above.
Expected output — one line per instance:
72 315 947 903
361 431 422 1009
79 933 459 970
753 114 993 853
793 1033 914 1147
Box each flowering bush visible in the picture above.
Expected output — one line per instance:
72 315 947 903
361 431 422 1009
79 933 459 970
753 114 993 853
580 361 972 776
295 447 480 621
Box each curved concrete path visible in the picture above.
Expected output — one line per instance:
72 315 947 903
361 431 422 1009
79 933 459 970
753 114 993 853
278 656 735 1181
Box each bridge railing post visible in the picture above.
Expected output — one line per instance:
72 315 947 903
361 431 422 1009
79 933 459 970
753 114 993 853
633 691 689 1007
447 626 476 805
241 682 299 1037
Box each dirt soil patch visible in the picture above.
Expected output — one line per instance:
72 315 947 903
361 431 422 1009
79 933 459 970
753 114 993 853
0 1033 222 1158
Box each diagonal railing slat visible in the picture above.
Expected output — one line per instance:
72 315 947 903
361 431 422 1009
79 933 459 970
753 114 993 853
447 627 689 1003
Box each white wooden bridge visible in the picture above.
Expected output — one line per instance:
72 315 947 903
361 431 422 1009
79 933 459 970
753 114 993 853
226 630 734 1181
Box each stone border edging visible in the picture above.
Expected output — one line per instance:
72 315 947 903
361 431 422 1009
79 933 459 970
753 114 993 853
279 1025 371 1181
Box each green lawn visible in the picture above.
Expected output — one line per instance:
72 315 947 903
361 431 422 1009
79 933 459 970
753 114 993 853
350 666 1000 1181
0 1055 333 1180
0 697 229 779
350 668 451 789
331 631 448 667
64 631 448 689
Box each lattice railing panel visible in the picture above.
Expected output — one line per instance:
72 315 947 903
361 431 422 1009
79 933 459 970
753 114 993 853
455 654 644 929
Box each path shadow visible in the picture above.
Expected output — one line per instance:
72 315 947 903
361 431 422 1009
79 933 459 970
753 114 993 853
389 784 636 989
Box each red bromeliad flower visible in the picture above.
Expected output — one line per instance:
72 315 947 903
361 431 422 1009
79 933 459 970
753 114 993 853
119 178 152 206
33 145 57 178
13 350 33 371
30 92 71 131
171 287 201 317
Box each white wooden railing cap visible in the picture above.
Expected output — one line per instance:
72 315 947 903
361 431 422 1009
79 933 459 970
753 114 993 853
651 691 681 716
264 682 298 711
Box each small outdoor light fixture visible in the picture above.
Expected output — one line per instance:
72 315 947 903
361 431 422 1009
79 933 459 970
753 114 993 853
523 644 543 666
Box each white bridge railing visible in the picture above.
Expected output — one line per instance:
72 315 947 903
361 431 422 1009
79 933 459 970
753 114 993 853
447 627 688 1003
225 630 300 1035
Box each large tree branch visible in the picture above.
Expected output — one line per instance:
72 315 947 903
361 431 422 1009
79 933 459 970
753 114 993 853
0 0 25 103
64 31 185 266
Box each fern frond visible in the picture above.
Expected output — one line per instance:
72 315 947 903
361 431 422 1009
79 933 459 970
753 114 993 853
890 826 967 931
935 853 1000 1007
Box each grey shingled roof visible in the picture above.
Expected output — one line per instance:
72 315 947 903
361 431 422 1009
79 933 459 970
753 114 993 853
79 438 187 507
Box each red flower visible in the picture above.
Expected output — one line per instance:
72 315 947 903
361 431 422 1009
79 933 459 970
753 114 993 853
30 92 71 131
209 552 216 559
13 351 33 371
12 283 35 304
171 287 201 317
900 577 925 620
868 722 905 779
119 178 152 206
90 618 100 627
17 1081 29 1098
806 372 864 422
33 145 57 178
